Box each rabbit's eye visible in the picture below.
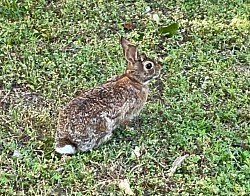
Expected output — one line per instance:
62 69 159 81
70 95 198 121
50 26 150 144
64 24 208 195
145 62 153 69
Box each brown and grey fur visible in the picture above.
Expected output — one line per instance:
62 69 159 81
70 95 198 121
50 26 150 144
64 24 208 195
55 37 161 154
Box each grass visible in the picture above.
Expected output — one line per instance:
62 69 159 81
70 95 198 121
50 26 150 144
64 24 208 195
0 0 249 195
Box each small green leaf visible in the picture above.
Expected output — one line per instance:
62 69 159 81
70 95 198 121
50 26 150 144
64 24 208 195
137 32 145 40
159 23 179 37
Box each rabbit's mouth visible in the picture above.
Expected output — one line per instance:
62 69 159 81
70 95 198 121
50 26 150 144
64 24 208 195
155 70 161 77
143 72 160 84
153 70 161 79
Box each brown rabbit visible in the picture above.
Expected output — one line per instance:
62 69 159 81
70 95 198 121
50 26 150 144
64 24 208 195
55 37 161 154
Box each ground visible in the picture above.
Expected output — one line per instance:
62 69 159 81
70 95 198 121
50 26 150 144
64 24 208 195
0 0 250 195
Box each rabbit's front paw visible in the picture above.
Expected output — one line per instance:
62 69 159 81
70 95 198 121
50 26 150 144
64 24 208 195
120 120 130 129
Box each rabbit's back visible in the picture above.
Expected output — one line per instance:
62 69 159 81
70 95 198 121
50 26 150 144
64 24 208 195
56 77 148 152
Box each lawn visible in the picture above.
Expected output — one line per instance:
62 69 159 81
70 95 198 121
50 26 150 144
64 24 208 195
0 0 249 195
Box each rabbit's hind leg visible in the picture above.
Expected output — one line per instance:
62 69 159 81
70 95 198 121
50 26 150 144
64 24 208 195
78 141 96 152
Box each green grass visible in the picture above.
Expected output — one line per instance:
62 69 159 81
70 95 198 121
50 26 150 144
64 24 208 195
0 0 250 195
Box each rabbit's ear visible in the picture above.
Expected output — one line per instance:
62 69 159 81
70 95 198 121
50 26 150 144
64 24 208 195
125 45 138 63
121 37 138 63
121 37 131 52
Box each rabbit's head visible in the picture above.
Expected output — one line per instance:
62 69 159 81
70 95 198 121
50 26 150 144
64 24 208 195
121 37 161 85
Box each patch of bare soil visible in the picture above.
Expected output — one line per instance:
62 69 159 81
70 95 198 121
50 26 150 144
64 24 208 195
0 88 55 148
234 63 250 77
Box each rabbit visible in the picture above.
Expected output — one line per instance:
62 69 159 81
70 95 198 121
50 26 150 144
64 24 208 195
55 37 161 154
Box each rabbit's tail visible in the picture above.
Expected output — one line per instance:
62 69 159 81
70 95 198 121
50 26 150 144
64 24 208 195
55 136 77 155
